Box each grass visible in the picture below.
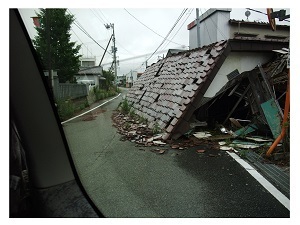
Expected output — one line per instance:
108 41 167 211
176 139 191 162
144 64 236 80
56 99 75 121
57 86 118 121
92 86 118 101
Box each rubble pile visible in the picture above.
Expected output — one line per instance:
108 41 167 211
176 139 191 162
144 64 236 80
111 110 288 166
111 111 219 151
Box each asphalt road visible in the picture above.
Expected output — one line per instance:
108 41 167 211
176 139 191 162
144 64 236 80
62 89 289 218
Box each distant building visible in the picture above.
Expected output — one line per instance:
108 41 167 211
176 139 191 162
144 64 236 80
75 66 103 91
187 8 290 49
126 70 138 88
80 57 97 68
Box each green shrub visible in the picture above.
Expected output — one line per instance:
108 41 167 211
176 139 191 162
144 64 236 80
84 99 89 108
99 93 104 100
57 99 75 121
119 98 132 114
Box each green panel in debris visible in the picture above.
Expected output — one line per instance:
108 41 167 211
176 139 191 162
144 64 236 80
234 124 258 137
261 99 282 139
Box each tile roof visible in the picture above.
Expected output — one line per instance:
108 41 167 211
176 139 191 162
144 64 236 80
125 38 289 140
126 40 229 140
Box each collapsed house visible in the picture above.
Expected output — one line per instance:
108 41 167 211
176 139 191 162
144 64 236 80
125 37 289 141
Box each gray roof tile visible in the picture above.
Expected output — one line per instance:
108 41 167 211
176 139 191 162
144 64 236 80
125 40 229 139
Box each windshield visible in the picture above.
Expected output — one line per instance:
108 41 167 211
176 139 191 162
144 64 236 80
15 7 292 219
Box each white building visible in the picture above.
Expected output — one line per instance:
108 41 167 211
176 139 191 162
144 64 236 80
186 8 290 99
80 57 97 68
75 66 103 91
187 8 290 49
126 70 138 88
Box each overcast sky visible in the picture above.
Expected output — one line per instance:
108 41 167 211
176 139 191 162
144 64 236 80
17 2 291 77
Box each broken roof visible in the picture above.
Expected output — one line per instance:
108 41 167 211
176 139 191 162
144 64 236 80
125 38 289 140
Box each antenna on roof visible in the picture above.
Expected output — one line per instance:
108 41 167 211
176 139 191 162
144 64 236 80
245 10 251 21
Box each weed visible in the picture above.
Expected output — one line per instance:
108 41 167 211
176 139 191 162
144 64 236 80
119 98 132 114
239 149 248 159
116 87 122 93
91 86 117 101
152 122 161 134
84 99 89 108
56 99 75 121
129 109 136 118
138 115 148 125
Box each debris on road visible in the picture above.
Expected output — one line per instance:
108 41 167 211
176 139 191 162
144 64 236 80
193 132 212 139
153 140 167 146
196 150 206 153
220 146 235 151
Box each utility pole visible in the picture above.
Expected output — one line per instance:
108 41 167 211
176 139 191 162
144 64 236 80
104 23 117 83
196 8 200 48
130 70 133 88
105 23 118 83
112 23 117 82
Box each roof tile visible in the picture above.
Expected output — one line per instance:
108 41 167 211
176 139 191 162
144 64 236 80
126 39 229 139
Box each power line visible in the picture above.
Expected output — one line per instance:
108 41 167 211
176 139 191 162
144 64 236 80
97 9 110 24
67 9 112 56
246 8 290 22
147 8 188 61
101 49 169 66
115 40 136 56
160 8 193 51
89 8 106 24
132 8 188 73
70 29 93 56
124 8 186 47
217 8 262 36
73 21 108 53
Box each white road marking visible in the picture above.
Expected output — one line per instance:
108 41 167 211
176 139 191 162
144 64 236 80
61 93 122 124
227 151 290 210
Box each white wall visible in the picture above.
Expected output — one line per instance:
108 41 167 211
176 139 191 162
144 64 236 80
204 52 273 98
189 9 231 49
75 75 99 87
126 70 138 84
229 23 289 39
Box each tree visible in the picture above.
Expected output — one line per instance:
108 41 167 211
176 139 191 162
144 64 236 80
33 9 82 83
102 70 115 90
